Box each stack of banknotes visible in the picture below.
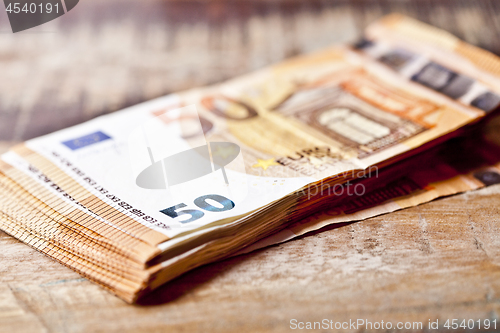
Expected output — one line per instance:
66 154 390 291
1 14 500 303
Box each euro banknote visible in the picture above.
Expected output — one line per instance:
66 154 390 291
1 14 500 302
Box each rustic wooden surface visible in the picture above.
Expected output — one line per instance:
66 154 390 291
2 186 500 332
1 1 500 332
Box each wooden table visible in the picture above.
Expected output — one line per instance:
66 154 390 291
1 1 500 332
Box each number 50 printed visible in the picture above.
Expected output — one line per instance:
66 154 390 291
161 194 236 224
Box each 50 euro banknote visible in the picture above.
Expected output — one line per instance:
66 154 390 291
1 14 500 302
239 124 500 254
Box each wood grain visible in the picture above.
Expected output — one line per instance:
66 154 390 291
1 1 500 332
2 185 500 332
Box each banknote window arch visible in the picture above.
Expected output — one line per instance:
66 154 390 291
317 107 391 145
271 72 439 158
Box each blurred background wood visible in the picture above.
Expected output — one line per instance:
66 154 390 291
1 1 500 332
2 0 500 143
